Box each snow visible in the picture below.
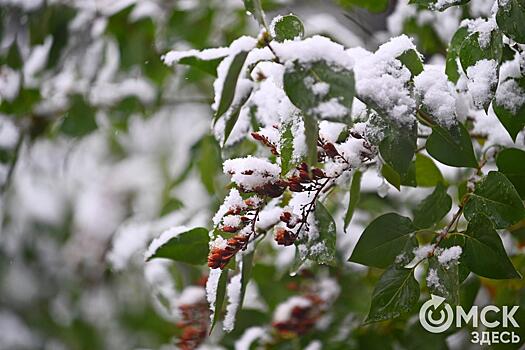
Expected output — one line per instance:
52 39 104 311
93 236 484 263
0 67 21 102
311 98 349 120
319 120 346 143
210 236 229 250
223 156 281 191
213 189 247 226
178 286 206 305
461 17 497 49
466 59 498 110
426 268 441 289
223 215 242 228
438 246 462 266
433 0 457 10
414 66 458 128
290 114 307 161
0 116 20 149
206 268 223 322
163 47 230 66
349 36 417 126
273 296 312 322
235 327 268 350
272 35 354 70
304 76 330 97
144 225 190 260
304 340 322 350
413 244 433 260
335 138 367 167
223 273 242 332
496 79 525 114
256 206 283 230
317 278 340 303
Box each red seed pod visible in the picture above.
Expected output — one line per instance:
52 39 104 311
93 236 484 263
299 162 309 172
280 211 292 223
240 216 250 223
299 169 311 182
222 225 238 233
288 181 304 192
274 227 296 246
261 182 286 198
311 168 325 179
241 170 254 175
251 132 264 141
323 142 339 158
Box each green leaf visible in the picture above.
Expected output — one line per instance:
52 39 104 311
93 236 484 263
497 0 525 44
409 0 470 11
459 28 503 72
279 120 294 175
379 122 417 179
445 26 469 83
397 49 424 77
60 95 98 137
235 251 254 320
211 269 229 332
426 122 478 168
283 60 355 124
463 214 521 279
366 266 420 323
271 15 304 42
214 50 250 121
310 201 337 266
413 183 452 229
439 233 470 283
497 148 525 199
493 76 525 141
337 0 389 12
223 85 253 145
197 135 223 194
415 154 445 187
159 197 184 216
145 227 210 265
381 161 416 190
0 88 40 117
427 256 460 306
243 0 267 28
178 55 225 77
302 113 319 166
349 213 416 268
344 170 362 230
464 171 525 229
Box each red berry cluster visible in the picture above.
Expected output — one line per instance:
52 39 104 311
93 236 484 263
176 299 208 350
208 234 249 269
208 199 261 269
272 294 324 336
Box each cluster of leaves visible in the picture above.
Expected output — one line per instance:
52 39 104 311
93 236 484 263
147 0 525 348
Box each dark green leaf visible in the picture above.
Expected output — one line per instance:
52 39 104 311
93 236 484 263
279 120 294 175
426 122 478 168
463 214 521 279
0 88 40 117
493 76 525 141
302 113 319 166
459 29 503 72
427 256 460 305
415 154 445 187
271 15 304 42
409 0 470 11
211 269 229 332
344 170 362 230
223 85 253 145
215 50 250 121
197 135 223 194
243 0 267 27
146 227 210 265
283 60 355 124
60 95 98 137
445 26 469 83
381 161 416 190
497 0 525 44
310 201 337 266
235 251 254 320
349 213 416 268
338 0 389 12
497 148 525 198
464 171 525 229
178 56 225 76
379 122 417 178
397 49 424 77
413 183 452 229
366 266 420 323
